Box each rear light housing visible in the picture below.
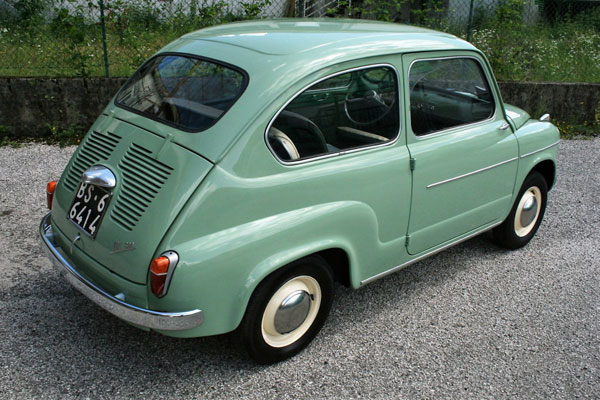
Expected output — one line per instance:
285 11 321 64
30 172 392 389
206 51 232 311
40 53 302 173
150 251 179 297
46 180 58 210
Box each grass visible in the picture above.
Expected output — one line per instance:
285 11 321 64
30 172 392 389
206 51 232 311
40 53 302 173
0 2 598 141
0 0 264 77
0 26 188 77
0 123 85 148
46 123 85 146
554 120 600 140
1 15 600 81
467 22 600 83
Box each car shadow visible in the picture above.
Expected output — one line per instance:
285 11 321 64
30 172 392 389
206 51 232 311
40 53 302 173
324 234 508 335
5 234 506 396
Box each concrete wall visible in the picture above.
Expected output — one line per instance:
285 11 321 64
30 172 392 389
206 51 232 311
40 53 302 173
498 81 600 125
0 77 598 138
0 77 127 138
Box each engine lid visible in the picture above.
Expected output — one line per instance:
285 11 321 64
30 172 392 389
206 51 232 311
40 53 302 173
52 114 213 284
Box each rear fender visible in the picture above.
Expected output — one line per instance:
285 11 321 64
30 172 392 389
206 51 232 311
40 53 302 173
151 201 387 337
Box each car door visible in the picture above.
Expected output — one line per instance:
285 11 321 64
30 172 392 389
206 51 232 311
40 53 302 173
403 52 519 255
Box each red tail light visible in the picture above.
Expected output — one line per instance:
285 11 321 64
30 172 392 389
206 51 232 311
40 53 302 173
46 180 57 210
150 253 178 297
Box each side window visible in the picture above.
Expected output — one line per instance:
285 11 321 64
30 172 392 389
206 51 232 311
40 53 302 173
267 66 399 162
409 58 495 136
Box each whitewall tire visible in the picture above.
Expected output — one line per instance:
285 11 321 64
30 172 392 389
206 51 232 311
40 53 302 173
239 256 334 364
492 171 548 249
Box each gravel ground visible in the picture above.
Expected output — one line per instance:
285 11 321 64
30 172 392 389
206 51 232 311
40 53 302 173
0 139 598 399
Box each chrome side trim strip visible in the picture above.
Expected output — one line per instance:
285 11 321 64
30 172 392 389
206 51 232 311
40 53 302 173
39 213 203 331
360 220 502 286
427 157 518 189
520 140 560 159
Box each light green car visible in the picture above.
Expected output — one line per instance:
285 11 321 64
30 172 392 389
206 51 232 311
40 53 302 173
40 19 559 364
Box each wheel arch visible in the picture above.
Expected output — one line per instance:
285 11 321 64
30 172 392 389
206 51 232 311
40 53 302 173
531 159 556 191
239 252 338 363
315 248 351 287
240 244 355 322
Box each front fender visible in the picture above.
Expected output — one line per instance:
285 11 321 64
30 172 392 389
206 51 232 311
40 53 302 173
513 120 560 203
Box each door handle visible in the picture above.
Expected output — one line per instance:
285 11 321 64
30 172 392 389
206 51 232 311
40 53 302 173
499 122 510 131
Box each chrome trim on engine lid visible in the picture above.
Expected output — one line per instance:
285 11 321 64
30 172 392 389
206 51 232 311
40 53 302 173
81 165 116 188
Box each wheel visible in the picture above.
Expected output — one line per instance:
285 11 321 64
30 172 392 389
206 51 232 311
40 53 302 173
492 171 548 249
239 256 334 364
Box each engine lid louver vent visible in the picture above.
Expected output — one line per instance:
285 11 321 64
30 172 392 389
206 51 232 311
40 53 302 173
63 131 121 191
110 143 173 231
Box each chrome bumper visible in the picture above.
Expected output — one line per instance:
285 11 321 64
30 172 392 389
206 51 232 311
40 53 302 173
39 213 204 331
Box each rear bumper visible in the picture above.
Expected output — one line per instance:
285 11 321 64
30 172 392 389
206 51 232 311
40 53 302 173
39 213 204 331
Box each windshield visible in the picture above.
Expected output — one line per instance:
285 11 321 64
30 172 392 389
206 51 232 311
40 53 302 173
116 54 248 132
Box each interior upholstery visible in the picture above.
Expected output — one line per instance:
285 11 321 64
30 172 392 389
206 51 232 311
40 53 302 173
266 66 400 161
271 110 329 158
268 127 300 161
336 126 388 145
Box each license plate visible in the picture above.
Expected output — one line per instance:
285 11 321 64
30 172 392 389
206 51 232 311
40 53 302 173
68 182 112 238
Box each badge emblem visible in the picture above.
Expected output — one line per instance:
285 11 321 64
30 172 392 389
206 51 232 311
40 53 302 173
110 241 136 254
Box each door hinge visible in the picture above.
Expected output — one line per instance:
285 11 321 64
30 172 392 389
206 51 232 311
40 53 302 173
409 157 416 171
405 235 410 247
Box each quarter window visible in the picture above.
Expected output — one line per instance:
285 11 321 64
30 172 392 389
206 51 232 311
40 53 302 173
268 66 399 162
409 58 494 136
116 54 247 132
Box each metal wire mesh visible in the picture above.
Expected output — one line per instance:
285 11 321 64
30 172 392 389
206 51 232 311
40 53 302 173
0 0 598 77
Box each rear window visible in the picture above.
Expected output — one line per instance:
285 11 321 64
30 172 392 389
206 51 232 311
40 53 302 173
116 54 248 132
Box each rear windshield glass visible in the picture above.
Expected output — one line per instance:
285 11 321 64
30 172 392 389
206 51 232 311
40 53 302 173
116 54 247 132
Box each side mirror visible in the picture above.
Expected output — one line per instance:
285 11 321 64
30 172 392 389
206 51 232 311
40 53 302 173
539 113 551 122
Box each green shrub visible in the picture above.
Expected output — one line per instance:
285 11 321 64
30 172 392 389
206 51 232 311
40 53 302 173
573 5 600 30
469 20 600 82
0 0 599 82
11 0 48 27
339 0 447 26
47 123 85 147
241 1 272 18
497 0 526 29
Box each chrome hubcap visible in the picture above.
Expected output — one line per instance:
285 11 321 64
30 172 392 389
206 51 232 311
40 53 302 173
514 186 542 237
520 195 538 228
274 290 311 334
261 275 322 348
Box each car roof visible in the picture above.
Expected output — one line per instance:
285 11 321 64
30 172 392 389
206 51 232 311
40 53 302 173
179 19 475 57
152 20 480 163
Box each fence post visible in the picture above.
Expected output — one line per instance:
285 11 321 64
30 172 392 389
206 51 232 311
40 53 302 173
466 0 475 42
99 0 109 77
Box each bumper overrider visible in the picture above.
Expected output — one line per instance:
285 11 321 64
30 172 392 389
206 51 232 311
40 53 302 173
39 213 204 331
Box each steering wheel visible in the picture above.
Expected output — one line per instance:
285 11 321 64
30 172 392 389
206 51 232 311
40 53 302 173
344 69 396 126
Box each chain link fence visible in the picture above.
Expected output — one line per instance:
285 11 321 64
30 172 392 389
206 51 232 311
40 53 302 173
1 0 599 79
